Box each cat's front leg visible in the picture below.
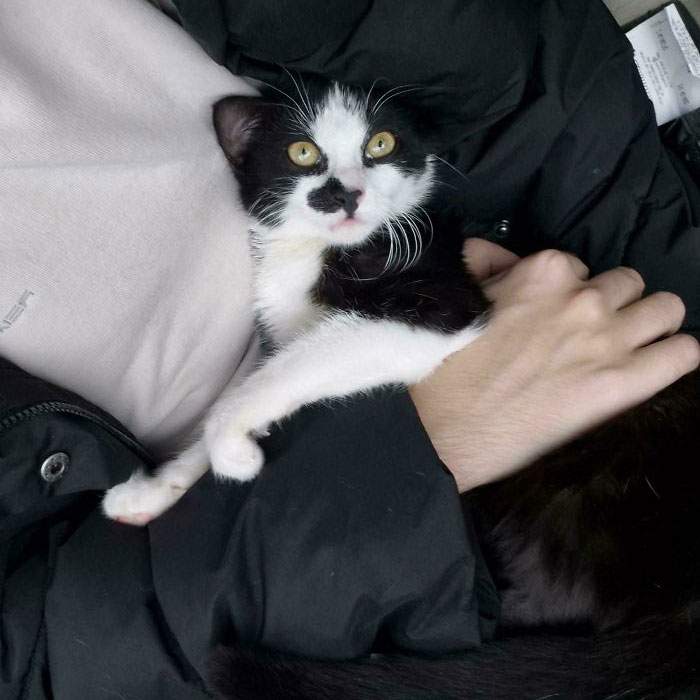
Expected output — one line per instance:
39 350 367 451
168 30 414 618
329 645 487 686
102 438 209 525
204 418 266 482
202 382 283 482
205 311 484 481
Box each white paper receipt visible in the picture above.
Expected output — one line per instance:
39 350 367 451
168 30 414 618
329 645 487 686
627 3 700 124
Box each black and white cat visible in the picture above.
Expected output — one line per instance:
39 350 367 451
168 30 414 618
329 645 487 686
103 80 700 696
102 82 489 524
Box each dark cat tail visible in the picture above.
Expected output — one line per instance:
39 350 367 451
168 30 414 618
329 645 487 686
206 608 700 700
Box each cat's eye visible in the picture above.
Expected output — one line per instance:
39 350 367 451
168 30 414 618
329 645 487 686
287 141 321 167
365 131 396 159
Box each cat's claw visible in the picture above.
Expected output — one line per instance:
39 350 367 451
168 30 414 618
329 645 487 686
102 473 186 526
209 431 264 481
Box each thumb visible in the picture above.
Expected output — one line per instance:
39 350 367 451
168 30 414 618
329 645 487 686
463 238 520 281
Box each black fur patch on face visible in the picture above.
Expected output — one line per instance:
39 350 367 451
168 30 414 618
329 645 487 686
307 177 362 216
213 95 328 226
361 97 437 175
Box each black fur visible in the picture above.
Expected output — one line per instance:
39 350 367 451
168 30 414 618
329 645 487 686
313 219 488 332
208 611 700 699
210 80 700 698
470 370 700 632
307 177 361 215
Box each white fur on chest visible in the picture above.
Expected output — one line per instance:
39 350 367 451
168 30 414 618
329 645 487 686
251 231 326 345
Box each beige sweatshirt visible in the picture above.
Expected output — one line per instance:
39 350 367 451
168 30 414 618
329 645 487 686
0 0 259 459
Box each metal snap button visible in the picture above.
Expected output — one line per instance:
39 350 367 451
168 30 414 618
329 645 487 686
40 452 70 482
494 219 511 237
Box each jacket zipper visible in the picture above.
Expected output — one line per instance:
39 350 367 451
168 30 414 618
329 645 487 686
0 401 153 466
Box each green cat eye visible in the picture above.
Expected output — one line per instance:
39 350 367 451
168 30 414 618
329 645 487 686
365 131 396 159
287 141 321 167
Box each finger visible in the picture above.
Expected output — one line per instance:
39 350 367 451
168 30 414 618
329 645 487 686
520 249 590 284
587 267 645 311
560 252 590 281
615 292 686 348
620 334 700 404
485 249 589 301
463 238 520 281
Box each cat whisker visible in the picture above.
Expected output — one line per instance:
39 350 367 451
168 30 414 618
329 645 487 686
385 214 414 273
401 212 423 269
371 83 420 110
645 475 662 499
382 217 406 275
253 196 288 227
259 99 308 133
430 178 460 191
397 214 415 269
381 219 396 274
258 78 314 133
281 67 316 125
253 212 275 226
248 194 265 214
256 213 282 227
412 215 425 266
432 154 471 184
413 205 434 249
389 221 405 273
396 218 413 272
383 223 396 275
371 84 425 115
251 194 280 213
251 177 297 219
364 76 387 114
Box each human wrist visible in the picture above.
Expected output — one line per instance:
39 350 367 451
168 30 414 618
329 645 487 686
408 381 531 492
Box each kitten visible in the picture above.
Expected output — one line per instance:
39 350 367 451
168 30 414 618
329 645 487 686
104 81 700 695
102 82 489 525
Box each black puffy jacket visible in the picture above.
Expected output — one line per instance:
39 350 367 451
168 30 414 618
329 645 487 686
0 353 498 699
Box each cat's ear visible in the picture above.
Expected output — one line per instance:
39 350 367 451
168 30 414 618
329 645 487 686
213 96 279 168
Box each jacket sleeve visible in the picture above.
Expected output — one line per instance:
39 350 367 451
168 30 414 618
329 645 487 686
148 389 500 670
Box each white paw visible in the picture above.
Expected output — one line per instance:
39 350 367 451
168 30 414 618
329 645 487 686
102 473 186 526
209 430 264 481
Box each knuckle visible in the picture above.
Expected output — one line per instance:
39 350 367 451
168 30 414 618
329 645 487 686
617 266 645 291
675 335 700 369
651 292 686 323
570 286 608 322
533 249 572 275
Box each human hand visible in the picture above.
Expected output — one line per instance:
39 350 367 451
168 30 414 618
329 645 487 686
409 239 700 492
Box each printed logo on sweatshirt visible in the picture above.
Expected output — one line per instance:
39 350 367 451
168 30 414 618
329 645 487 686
0 290 35 335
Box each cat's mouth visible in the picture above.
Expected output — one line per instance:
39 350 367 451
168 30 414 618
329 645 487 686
331 216 363 231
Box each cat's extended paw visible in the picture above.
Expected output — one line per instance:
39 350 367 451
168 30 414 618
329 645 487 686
209 430 264 482
102 473 186 526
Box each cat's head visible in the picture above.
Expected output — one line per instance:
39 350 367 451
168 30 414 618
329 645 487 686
213 82 436 247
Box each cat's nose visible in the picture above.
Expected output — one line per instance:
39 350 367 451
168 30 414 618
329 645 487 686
335 188 362 217
307 178 363 217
